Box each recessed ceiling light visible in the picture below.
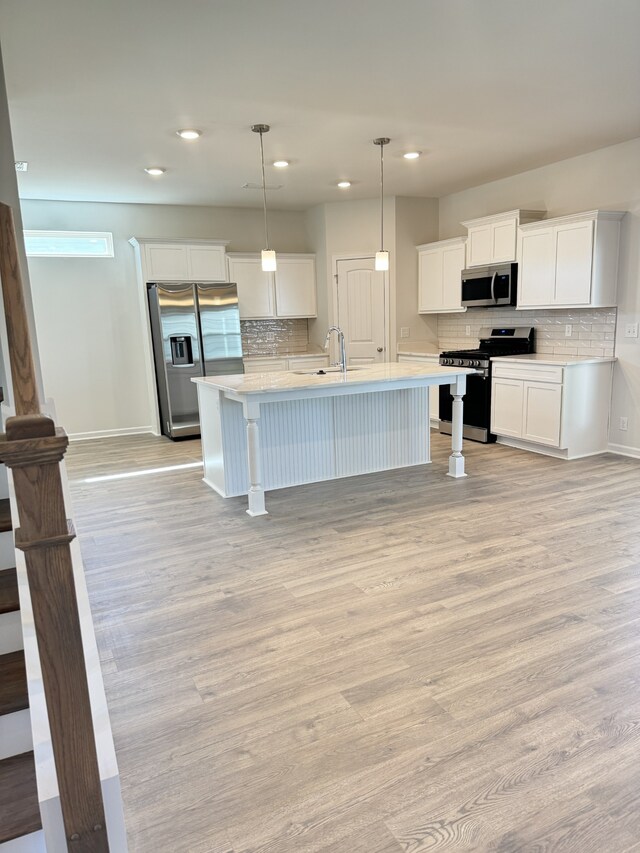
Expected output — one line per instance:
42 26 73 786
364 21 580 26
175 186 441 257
403 151 421 160
176 129 202 140
273 160 289 168
144 167 166 176
337 181 351 188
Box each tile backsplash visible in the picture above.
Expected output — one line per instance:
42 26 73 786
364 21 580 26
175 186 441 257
438 307 616 357
241 318 309 356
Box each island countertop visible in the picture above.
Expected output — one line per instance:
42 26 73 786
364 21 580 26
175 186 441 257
192 361 474 398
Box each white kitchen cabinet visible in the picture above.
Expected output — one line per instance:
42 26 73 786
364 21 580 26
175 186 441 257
491 357 614 459
396 353 440 424
274 256 317 318
227 256 274 319
139 240 228 281
417 237 467 313
243 354 329 374
461 210 545 267
226 254 317 320
517 210 625 309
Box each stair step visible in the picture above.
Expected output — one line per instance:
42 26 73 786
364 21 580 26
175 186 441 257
0 650 28 716
0 567 19 615
0 751 42 843
0 498 12 534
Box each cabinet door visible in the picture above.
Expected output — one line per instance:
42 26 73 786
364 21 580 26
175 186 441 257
467 225 492 267
418 249 443 312
517 228 555 306
554 220 593 305
144 244 189 280
491 220 517 263
441 243 466 311
188 246 227 281
523 382 562 446
227 257 274 319
274 258 317 317
491 378 524 437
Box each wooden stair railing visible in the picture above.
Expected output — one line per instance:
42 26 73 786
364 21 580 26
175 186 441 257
0 202 110 851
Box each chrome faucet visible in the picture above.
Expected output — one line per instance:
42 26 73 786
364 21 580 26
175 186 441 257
324 326 347 373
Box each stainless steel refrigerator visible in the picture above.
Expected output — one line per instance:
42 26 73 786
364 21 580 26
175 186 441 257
147 282 244 439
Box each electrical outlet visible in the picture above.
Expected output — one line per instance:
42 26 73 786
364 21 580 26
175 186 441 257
400 327 410 339
465 325 471 336
565 324 572 337
619 417 628 431
625 322 639 338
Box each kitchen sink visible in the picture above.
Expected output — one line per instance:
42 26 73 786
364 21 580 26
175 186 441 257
292 366 367 375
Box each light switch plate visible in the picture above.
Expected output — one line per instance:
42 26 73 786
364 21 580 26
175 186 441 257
465 325 471 336
400 327 410 338
565 324 572 337
624 322 638 338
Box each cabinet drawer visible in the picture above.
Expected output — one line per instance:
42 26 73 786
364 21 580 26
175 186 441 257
492 362 563 384
243 358 288 373
287 356 329 370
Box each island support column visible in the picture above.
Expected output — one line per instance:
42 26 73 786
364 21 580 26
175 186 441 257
243 399 268 516
447 373 468 479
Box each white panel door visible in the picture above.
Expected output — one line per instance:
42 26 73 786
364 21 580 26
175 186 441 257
336 258 386 364
418 249 443 312
188 246 227 281
467 225 492 266
145 244 189 280
491 221 517 263
523 382 563 446
227 257 274 319
441 243 466 310
517 228 556 306
491 378 524 437
274 257 317 317
554 220 593 305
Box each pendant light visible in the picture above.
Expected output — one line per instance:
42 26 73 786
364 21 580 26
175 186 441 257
373 137 390 271
251 123 277 272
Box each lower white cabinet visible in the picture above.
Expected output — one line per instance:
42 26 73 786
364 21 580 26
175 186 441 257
397 354 440 423
243 354 329 374
491 358 614 459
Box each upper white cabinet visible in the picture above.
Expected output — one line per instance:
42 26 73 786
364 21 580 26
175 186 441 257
517 210 625 309
461 210 545 267
134 239 229 282
227 253 317 320
417 237 467 313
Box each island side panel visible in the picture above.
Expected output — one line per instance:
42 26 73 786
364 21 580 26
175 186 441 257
197 383 249 497
260 397 335 490
333 387 430 478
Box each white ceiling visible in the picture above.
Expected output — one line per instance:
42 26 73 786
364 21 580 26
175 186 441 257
1 0 639 210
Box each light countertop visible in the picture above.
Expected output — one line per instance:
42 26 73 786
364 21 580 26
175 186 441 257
491 354 617 366
193 362 473 396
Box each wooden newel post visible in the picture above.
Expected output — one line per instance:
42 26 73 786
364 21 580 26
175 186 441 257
0 413 109 853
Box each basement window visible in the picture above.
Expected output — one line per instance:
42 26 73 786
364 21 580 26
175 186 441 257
24 230 114 258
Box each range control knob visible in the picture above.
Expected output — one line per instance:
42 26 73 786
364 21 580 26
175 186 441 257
457 359 464 366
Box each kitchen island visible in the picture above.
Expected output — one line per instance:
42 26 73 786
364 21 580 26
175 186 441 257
193 363 472 516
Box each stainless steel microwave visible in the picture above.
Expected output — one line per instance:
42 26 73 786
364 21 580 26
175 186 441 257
461 262 517 307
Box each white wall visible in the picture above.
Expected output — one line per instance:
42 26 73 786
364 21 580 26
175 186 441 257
395 197 439 346
21 199 310 438
438 137 640 456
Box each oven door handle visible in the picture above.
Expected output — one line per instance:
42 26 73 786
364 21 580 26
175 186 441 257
491 271 497 303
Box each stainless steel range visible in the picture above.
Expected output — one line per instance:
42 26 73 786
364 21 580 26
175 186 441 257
439 327 535 443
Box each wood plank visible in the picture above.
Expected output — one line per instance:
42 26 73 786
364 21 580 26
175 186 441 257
0 650 28 715
0 567 19 614
0 498 12 533
0 751 42 844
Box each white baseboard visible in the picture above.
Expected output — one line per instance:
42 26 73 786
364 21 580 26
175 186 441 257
68 426 153 442
607 442 640 459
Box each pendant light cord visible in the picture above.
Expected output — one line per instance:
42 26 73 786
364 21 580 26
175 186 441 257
379 142 384 252
258 130 270 251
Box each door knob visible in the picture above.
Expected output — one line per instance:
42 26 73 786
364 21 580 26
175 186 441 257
377 347 383 352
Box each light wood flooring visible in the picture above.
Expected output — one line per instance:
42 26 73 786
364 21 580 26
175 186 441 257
65 433 640 853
